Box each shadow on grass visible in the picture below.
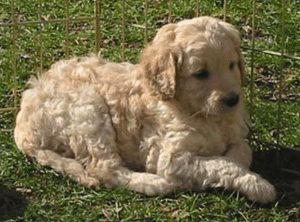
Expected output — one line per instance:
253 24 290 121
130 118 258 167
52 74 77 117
0 185 28 221
252 149 300 207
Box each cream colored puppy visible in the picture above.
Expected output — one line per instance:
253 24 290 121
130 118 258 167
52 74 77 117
14 16 276 203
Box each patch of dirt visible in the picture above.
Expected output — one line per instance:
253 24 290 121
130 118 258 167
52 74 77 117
0 185 27 221
253 65 299 103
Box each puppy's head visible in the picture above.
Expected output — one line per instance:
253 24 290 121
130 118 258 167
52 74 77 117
140 16 245 116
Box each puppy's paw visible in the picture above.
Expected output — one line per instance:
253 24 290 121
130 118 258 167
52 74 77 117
80 176 100 190
144 178 175 196
128 174 175 196
235 173 276 204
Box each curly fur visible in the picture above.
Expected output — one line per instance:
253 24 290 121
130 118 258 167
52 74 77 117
14 17 276 203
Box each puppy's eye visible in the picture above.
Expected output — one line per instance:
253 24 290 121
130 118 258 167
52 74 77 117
229 61 236 71
193 70 209 80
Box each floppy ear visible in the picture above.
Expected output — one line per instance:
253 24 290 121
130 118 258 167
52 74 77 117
237 47 246 85
153 24 177 43
220 20 245 85
140 44 182 100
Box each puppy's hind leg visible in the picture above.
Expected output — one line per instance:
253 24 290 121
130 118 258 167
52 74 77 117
86 147 176 195
34 149 100 188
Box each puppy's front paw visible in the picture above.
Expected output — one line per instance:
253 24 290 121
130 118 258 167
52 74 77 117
80 176 100 190
128 174 175 196
235 173 276 204
143 178 175 196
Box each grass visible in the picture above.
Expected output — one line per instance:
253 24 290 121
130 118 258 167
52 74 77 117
0 0 299 221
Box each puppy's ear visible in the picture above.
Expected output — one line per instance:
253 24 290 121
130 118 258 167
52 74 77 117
220 21 245 85
152 24 177 44
140 43 182 100
237 48 245 85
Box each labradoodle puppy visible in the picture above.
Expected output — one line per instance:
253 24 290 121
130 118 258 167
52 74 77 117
14 16 276 203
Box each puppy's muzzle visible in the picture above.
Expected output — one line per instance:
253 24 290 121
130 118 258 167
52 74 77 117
223 92 240 107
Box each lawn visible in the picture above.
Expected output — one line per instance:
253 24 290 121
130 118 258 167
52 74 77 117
0 0 299 221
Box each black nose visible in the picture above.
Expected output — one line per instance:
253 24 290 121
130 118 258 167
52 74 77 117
223 92 240 107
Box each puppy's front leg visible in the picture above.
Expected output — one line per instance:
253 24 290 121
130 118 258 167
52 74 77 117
157 152 276 204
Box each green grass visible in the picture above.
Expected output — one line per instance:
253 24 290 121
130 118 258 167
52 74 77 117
0 0 299 221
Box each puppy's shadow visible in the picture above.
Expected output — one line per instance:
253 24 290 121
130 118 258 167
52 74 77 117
0 185 27 221
252 149 300 207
